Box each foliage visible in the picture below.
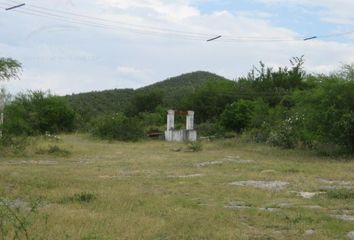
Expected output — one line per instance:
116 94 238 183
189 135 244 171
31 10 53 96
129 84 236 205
235 56 307 106
139 71 233 108
196 122 223 137
91 113 145 141
186 141 203 152
292 73 354 152
181 80 236 123
127 91 163 116
61 192 97 204
140 106 166 128
0 134 29 156
66 71 234 126
220 99 256 132
3 91 75 136
66 89 134 128
0 198 45 240
326 189 354 199
0 58 22 81
35 145 71 157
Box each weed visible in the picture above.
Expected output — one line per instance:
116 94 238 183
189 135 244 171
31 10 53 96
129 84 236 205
0 198 45 240
61 192 97 204
326 189 354 199
186 141 203 152
36 145 71 157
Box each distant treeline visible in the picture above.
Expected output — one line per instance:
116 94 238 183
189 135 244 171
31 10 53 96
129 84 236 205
2 58 354 155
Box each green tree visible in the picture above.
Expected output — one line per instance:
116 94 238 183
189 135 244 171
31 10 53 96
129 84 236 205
4 91 75 135
0 58 21 81
128 91 164 116
220 99 256 132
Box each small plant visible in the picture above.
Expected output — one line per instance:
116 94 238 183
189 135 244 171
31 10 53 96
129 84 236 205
0 198 45 240
186 141 203 152
61 192 97 204
0 135 29 156
36 145 71 157
326 189 354 199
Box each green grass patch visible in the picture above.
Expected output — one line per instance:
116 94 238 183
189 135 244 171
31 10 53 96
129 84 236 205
326 189 354 199
36 145 71 157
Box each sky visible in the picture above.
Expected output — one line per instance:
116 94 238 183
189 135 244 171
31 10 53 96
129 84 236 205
1 0 354 95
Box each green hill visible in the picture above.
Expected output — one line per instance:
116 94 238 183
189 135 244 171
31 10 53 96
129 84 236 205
137 71 232 106
66 71 233 121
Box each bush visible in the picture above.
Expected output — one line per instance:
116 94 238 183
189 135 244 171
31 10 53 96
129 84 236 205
91 113 144 141
186 141 203 152
292 74 354 152
196 122 223 137
36 145 71 157
3 91 75 136
220 99 256 132
0 135 29 156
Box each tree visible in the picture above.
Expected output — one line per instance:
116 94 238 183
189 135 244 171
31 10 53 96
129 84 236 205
0 58 22 137
4 91 76 135
0 58 22 81
220 99 256 132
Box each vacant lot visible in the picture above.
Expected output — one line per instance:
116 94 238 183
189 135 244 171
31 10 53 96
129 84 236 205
1 135 354 239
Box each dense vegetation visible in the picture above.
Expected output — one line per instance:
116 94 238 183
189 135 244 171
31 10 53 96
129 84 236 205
3 91 75 136
2 56 354 154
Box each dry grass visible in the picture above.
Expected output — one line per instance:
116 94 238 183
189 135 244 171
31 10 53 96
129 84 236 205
0 134 354 239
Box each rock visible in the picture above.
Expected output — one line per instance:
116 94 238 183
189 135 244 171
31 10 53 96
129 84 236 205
229 180 289 190
303 205 323 209
304 229 316 236
319 179 354 190
296 191 324 199
224 201 251 209
333 215 354 221
169 174 204 178
347 231 354 240
259 207 278 212
196 157 255 167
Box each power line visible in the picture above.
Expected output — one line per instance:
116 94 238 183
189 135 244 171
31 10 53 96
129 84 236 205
5 2 24 10
4 0 214 38
0 0 309 43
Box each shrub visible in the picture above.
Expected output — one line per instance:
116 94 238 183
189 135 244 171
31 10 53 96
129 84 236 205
196 122 223 137
0 135 29 156
91 113 144 141
186 141 203 152
61 192 97 204
3 91 75 136
292 74 354 152
220 99 256 132
36 145 71 157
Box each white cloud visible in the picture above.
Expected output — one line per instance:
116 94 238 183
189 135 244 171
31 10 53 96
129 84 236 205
1 0 354 95
259 0 354 25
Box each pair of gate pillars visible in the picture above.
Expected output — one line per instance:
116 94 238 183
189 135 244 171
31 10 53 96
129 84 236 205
165 110 197 142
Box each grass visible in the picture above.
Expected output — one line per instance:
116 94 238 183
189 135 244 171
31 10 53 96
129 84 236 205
0 134 353 239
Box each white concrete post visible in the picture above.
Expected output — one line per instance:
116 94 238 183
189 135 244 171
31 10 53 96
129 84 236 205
186 111 194 130
167 110 175 130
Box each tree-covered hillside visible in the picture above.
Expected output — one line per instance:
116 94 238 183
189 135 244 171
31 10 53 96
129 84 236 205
66 89 134 123
66 71 234 121
137 71 233 107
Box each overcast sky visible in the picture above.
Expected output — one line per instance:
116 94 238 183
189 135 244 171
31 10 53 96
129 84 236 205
1 0 354 95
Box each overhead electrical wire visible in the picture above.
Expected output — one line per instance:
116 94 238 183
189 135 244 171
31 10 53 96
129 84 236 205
3 0 351 43
0 0 304 43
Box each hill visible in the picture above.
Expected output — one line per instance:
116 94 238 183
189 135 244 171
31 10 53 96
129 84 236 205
66 71 233 121
137 71 232 106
